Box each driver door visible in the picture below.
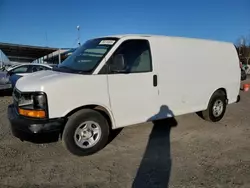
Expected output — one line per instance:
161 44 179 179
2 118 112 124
106 39 159 128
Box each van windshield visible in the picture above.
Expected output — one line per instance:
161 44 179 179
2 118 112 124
57 37 118 73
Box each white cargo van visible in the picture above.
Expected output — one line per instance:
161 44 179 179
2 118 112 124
8 35 241 156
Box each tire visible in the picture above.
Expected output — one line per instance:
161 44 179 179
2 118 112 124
201 91 227 122
241 70 247 81
62 109 110 156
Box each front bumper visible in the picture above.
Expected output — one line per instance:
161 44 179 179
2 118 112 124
8 104 65 137
0 83 12 90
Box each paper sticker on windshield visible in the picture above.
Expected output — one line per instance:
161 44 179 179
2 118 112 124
99 40 115 45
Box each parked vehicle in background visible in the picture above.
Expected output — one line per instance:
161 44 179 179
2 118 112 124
241 68 247 81
0 63 52 91
8 35 241 156
0 64 19 72
6 64 20 71
0 66 6 72
240 62 247 81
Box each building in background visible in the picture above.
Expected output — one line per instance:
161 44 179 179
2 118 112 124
0 42 62 66
0 50 10 68
41 48 75 64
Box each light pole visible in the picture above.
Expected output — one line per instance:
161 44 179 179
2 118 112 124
77 25 81 47
239 38 244 58
0 50 3 68
58 48 61 64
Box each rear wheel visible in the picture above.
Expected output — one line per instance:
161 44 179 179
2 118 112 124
201 91 227 122
62 109 110 156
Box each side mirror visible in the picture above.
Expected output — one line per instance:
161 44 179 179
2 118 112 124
110 54 125 73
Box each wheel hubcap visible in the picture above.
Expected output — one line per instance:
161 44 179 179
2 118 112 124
74 121 101 149
212 99 224 117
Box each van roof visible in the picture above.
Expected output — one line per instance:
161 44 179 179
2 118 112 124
101 34 232 45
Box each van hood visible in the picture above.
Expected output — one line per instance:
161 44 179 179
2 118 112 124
15 70 82 92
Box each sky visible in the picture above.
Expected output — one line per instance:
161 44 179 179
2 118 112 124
0 0 249 48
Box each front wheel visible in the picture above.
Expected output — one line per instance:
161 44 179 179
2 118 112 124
62 109 110 156
201 91 227 122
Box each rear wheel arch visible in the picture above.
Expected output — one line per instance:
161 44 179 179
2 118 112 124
201 88 228 122
213 88 227 97
207 88 227 106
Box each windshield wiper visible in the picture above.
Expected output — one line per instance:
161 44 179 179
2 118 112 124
77 69 93 73
58 66 75 70
54 66 77 72
55 66 92 74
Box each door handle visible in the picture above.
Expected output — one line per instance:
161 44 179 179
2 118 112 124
153 75 157 87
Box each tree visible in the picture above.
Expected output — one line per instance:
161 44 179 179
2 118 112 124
236 35 250 65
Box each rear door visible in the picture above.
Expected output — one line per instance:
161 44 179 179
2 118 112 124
106 39 160 128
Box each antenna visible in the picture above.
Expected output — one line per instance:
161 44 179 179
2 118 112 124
77 25 81 46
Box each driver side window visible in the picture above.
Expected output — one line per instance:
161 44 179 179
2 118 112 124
100 39 152 74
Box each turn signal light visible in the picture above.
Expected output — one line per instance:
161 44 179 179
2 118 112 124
18 108 46 118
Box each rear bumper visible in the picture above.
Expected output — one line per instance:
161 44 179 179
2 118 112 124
8 104 65 137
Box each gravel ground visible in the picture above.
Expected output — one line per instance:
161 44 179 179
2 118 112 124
0 85 250 188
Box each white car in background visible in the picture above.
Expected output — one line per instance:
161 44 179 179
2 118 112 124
0 63 52 91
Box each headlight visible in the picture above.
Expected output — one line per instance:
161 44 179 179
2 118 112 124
34 94 47 109
18 93 47 118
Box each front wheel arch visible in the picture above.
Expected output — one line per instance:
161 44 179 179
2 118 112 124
64 105 115 130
